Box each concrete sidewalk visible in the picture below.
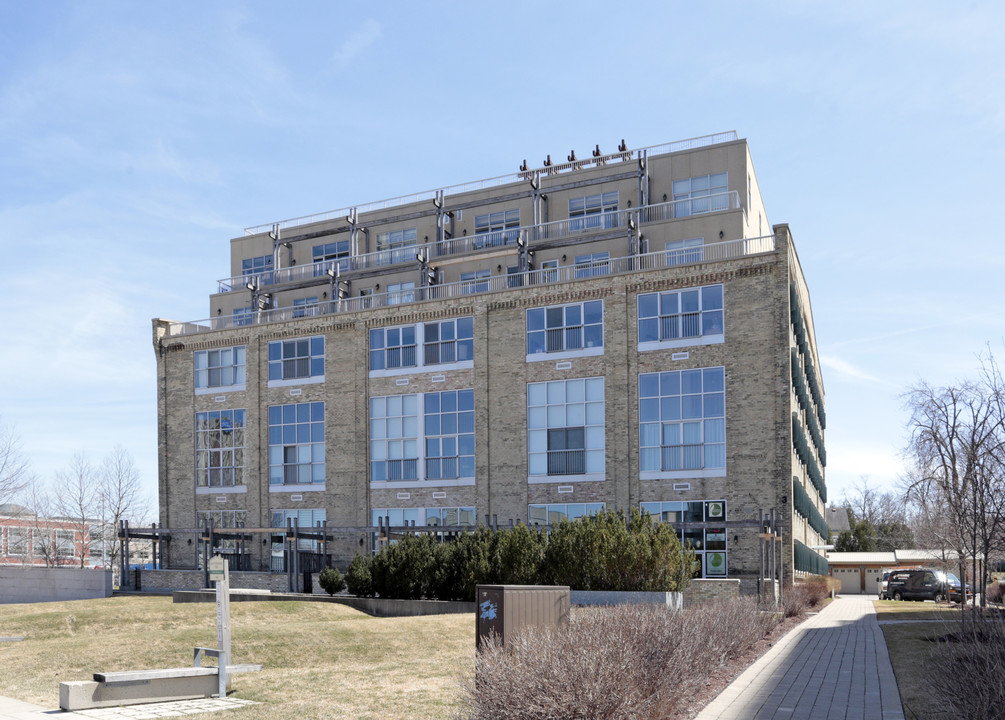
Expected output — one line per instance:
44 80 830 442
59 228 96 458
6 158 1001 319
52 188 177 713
694 595 905 720
0 695 256 719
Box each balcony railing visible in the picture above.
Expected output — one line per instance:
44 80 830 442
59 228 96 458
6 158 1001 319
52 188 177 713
218 193 742 293
168 233 775 337
242 132 739 236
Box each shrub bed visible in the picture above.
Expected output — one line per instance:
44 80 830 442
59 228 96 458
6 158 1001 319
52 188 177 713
354 509 693 602
924 615 1005 718
782 575 832 618
464 598 777 720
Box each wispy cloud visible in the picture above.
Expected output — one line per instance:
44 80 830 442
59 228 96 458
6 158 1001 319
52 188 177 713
820 354 884 384
330 20 380 72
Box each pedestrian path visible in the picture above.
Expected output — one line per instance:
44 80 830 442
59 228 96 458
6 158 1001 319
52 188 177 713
694 595 905 720
0 694 256 719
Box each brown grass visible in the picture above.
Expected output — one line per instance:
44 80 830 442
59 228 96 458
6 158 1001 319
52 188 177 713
0 596 473 720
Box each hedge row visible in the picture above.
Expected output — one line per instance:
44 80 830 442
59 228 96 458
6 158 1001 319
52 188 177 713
343 508 694 602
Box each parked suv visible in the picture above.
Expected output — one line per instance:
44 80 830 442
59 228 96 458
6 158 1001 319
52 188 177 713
886 569 948 602
935 571 972 604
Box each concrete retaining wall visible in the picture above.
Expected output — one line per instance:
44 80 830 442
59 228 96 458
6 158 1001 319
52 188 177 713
172 589 475 617
570 590 683 609
0 567 113 604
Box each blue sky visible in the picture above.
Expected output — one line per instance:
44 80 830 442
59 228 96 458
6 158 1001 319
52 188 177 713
2 1 1004 512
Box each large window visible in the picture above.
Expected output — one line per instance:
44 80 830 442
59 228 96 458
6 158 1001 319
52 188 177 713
475 209 519 247
637 285 723 346
241 254 274 281
672 173 728 217
424 390 475 480
369 394 419 482
5 527 27 556
387 282 415 305
528 377 605 478
233 307 253 327
195 346 246 389
269 402 325 486
268 336 324 382
527 300 603 356
372 507 476 527
423 317 473 365
292 297 319 318
372 318 474 372
376 228 417 266
370 390 476 484
529 503 605 525
640 500 727 577
574 252 610 278
569 191 618 231
196 410 246 487
666 237 704 266
313 240 350 275
460 269 491 294
639 368 725 473
370 325 417 371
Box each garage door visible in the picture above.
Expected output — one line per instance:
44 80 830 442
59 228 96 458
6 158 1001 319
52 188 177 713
833 567 861 594
864 567 884 596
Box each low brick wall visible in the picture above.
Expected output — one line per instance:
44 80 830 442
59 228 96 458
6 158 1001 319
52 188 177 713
0 567 113 604
681 578 742 606
137 569 291 593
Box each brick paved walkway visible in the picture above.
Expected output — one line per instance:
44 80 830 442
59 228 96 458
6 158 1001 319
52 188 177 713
694 595 905 720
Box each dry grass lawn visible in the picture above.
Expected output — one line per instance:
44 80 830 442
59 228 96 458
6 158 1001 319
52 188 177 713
875 599 971 720
0 596 474 720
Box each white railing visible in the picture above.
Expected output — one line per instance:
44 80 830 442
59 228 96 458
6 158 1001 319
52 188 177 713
219 193 742 292
171 233 775 337
242 132 739 235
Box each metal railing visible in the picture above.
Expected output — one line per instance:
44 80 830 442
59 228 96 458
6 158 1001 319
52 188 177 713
218 193 742 293
242 132 739 235
547 450 586 475
168 233 775 337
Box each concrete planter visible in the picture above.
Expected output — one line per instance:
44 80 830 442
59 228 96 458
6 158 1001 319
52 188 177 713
570 590 683 610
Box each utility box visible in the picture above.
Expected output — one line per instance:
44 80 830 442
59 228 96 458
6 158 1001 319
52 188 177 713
475 585 570 649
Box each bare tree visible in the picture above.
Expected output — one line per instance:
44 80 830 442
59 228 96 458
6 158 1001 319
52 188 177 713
97 446 147 570
52 453 98 568
836 476 914 552
906 358 1005 608
24 479 58 567
0 418 30 507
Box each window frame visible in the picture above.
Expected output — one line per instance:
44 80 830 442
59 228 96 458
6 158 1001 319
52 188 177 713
569 191 618 231
527 377 605 483
375 228 418 266
637 284 724 350
639 367 726 479
195 409 247 489
640 499 727 577
371 318 474 376
526 300 604 360
194 346 246 392
474 209 519 247
268 402 325 488
267 336 325 386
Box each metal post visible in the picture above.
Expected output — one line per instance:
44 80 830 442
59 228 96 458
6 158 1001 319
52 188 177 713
770 509 777 603
758 510 765 599
202 521 211 589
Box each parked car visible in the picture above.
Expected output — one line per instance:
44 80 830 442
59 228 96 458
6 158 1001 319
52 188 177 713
886 569 948 602
935 571 973 604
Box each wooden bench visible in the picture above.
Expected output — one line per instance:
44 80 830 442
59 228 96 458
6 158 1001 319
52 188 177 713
59 647 262 711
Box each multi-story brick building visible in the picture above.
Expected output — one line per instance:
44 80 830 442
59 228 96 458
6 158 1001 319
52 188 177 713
152 131 828 585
